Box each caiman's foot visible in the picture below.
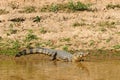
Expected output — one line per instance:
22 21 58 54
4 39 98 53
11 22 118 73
50 52 57 61
80 59 84 61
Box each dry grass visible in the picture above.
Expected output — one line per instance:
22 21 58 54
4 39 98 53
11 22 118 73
0 0 120 55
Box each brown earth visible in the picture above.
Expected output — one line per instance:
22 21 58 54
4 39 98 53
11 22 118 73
0 0 120 51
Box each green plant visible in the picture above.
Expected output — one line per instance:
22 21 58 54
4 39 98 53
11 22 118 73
62 45 69 51
9 23 14 28
0 9 9 15
50 4 59 12
106 37 112 43
40 1 90 12
33 16 41 22
67 1 74 10
20 6 36 13
0 39 21 54
0 48 19 55
67 1 89 11
40 27 47 34
89 40 95 46
25 30 38 42
9 24 17 34
44 40 53 46
11 40 20 49
60 38 70 42
7 24 17 35
113 45 120 49
106 4 120 9
41 3 64 12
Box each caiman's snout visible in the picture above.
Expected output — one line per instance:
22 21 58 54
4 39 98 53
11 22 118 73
72 52 90 62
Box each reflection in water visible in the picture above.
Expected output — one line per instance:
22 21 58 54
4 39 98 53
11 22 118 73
0 59 120 80
75 62 90 76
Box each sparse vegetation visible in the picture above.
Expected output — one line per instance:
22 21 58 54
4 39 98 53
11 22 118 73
25 30 38 42
35 40 54 47
40 27 47 34
8 1 19 9
67 1 89 11
9 29 17 35
99 28 107 32
25 43 33 48
40 3 63 12
98 21 116 28
73 22 86 27
106 4 120 9
11 40 21 49
60 38 70 42
0 9 9 15
0 0 120 57
9 17 25 22
89 40 95 46
40 1 90 12
19 6 36 13
49 4 59 12
35 42 42 47
113 52 120 56
0 39 20 55
7 24 17 35
44 40 53 46
33 16 41 22
106 37 112 43
0 49 18 55
62 45 69 51
113 45 120 49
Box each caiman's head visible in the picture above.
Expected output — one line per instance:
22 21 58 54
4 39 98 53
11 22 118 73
72 52 90 62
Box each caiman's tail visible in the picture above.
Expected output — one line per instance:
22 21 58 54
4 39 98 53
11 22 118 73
15 47 53 57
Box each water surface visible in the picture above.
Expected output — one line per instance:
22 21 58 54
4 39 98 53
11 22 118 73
0 57 120 80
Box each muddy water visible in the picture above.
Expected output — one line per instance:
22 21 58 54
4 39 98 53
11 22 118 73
0 57 120 80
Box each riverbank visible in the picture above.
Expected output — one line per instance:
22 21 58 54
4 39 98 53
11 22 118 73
0 0 120 55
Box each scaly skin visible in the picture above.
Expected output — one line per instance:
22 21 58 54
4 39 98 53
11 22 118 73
15 47 89 62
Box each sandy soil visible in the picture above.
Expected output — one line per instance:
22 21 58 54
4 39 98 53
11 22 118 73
0 0 120 50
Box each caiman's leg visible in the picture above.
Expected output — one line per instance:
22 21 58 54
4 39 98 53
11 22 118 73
50 52 57 60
